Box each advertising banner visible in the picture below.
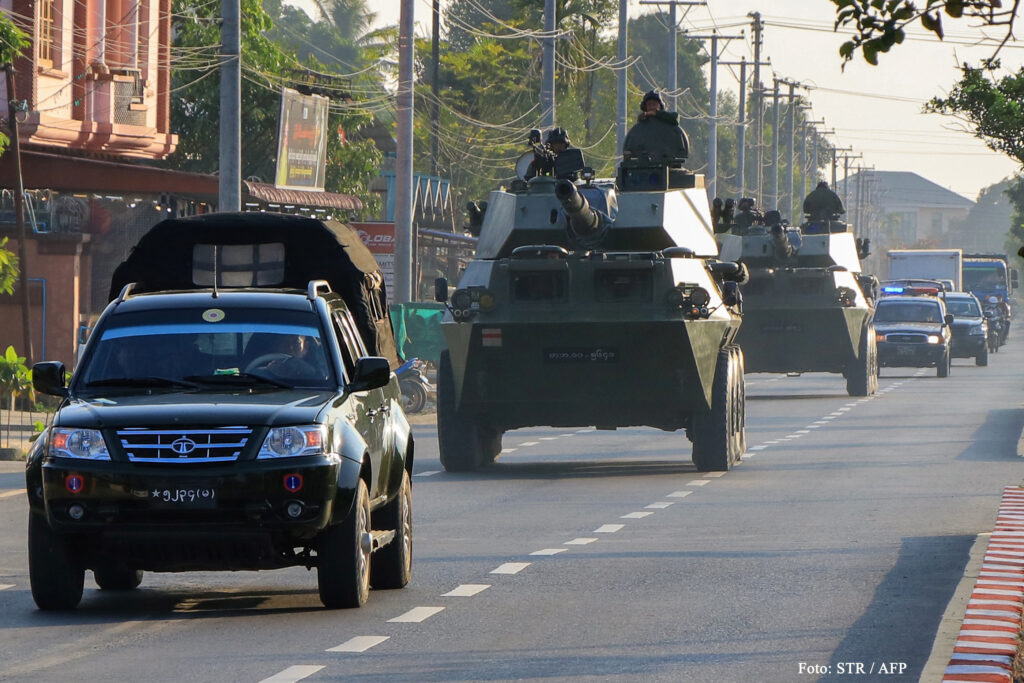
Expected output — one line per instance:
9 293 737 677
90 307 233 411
275 88 329 191
351 222 396 294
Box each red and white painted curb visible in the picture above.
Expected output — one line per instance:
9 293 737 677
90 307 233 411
943 486 1024 683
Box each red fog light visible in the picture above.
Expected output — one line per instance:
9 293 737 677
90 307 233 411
283 474 303 493
65 474 84 494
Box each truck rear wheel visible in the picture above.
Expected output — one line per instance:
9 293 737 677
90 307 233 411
29 514 85 610
437 350 486 472
691 345 742 472
846 323 878 396
370 469 412 590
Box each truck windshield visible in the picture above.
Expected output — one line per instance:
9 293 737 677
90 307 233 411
874 301 943 324
963 263 1007 292
77 307 335 391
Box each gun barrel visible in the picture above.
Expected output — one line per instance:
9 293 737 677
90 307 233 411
770 224 795 259
555 179 601 237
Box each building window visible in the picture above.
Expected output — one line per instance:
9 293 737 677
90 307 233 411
38 0 56 67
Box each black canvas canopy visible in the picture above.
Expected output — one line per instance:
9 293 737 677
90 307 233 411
108 212 399 368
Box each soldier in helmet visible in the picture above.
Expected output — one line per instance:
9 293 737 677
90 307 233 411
622 90 690 164
803 181 845 222
525 127 576 180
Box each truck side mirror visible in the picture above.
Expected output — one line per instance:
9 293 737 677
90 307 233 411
434 277 449 303
944 314 955 326
33 361 68 397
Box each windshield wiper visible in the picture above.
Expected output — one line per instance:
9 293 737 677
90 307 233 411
184 373 294 390
86 376 200 389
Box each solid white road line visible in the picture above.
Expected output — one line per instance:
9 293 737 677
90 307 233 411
443 584 490 597
594 524 624 533
259 665 325 683
491 562 531 575
326 636 390 653
621 511 653 519
388 606 445 623
565 537 597 545
530 548 567 556
646 502 675 509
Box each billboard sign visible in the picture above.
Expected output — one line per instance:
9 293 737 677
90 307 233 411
351 222 396 294
275 88 329 191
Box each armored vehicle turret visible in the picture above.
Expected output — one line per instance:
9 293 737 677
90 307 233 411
435 141 748 473
717 206 878 396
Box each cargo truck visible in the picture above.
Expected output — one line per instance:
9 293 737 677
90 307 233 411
962 253 1018 303
887 249 963 291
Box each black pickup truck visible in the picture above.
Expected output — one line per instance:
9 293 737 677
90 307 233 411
26 213 414 610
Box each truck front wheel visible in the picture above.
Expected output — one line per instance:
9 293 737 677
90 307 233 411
29 514 85 610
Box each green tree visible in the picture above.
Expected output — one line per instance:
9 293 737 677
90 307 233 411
831 0 1017 67
0 14 29 296
0 345 31 448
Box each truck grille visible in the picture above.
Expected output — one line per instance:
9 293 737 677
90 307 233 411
117 427 252 463
884 333 927 344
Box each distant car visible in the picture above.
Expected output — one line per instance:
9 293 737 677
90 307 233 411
879 279 949 296
944 292 989 366
874 293 954 377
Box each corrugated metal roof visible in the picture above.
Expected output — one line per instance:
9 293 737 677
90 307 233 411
243 181 363 211
846 171 974 210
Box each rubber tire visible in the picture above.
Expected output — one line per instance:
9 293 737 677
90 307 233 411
976 344 989 367
937 348 950 377
399 379 428 414
28 513 85 610
846 323 878 397
318 479 371 609
93 564 143 590
437 350 485 472
734 346 746 456
370 469 412 590
691 346 739 472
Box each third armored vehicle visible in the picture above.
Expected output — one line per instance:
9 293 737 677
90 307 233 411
717 207 878 396
435 140 747 473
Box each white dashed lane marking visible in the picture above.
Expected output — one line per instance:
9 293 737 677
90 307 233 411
703 472 726 478
667 491 693 498
491 562 531 575
442 584 490 597
539 437 559 441
0 584 13 590
688 480 709 486
594 524 624 533
621 511 653 519
519 441 539 447
530 548 567 556
646 502 675 509
575 428 595 433
388 606 445 623
565 537 597 545
327 636 389 653
501 448 517 454
413 470 440 478
259 665 325 683
0 490 21 499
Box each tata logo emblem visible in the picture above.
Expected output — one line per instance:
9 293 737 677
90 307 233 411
170 437 198 456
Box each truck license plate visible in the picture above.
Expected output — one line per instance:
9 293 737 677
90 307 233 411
544 348 618 363
150 486 217 508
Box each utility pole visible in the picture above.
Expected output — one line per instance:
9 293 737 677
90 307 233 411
639 1 705 111
685 31 742 200
721 53 766 199
771 78 802 219
799 116 824 218
747 12 766 205
837 151 861 215
219 0 241 211
395 0 414 303
542 0 556 127
786 81 796 222
831 145 853 189
812 127 834 187
429 0 440 176
770 79 779 210
4 65 33 365
616 0 628 156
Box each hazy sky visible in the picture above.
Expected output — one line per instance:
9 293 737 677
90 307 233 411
366 0 1022 201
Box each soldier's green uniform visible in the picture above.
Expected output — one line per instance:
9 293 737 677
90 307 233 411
623 91 690 164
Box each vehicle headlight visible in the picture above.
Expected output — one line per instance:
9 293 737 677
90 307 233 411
969 325 985 336
258 425 327 459
51 428 110 460
927 335 941 344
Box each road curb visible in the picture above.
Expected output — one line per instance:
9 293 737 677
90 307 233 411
941 486 1024 683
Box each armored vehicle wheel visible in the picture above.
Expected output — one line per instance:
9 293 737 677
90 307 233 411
28 514 85 610
846 323 878 397
370 469 412 590
93 563 143 590
437 350 493 471
734 346 747 455
976 345 989 366
937 349 951 378
318 479 371 608
691 345 742 472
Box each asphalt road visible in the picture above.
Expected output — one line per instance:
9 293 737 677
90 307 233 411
1 336 1022 682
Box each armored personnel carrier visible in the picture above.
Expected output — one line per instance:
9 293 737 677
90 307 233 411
435 138 747 473
716 205 877 396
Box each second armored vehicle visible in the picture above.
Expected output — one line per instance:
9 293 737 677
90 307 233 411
436 141 747 473
717 206 878 396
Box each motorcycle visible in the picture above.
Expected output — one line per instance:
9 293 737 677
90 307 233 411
984 307 1004 352
395 357 434 414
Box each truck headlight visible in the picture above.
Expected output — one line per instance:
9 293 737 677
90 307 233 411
969 325 985 336
258 425 327 459
927 335 941 344
51 428 110 460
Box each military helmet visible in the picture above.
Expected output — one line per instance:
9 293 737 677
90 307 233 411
641 90 665 111
545 127 570 146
